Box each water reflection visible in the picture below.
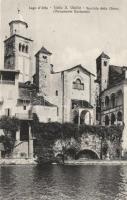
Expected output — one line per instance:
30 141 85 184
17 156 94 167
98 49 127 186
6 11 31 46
0 165 127 200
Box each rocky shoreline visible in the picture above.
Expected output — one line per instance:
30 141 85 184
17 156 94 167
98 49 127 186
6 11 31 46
64 159 127 165
1 158 127 166
0 158 37 165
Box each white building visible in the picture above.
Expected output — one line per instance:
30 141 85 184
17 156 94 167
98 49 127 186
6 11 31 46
34 47 96 125
96 52 127 154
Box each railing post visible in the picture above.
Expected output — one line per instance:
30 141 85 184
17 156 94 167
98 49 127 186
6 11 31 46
28 124 33 159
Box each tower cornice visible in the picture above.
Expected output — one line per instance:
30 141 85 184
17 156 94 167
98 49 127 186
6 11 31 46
4 34 33 43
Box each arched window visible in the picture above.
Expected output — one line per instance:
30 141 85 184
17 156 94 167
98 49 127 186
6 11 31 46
105 96 110 109
104 61 107 66
105 115 109 126
117 90 123 106
25 45 28 53
73 79 84 90
19 43 21 51
111 113 116 125
22 44 25 52
111 93 116 108
117 111 122 121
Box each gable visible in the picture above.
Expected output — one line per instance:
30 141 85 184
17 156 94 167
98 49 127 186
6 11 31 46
65 65 95 77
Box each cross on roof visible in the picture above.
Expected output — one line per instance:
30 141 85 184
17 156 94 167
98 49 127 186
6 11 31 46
18 8 20 14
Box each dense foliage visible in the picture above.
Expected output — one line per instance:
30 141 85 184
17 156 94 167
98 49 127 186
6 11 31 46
0 116 19 156
31 117 123 141
0 116 19 132
0 135 15 156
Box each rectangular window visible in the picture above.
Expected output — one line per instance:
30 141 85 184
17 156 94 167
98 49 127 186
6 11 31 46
23 105 26 110
5 108 11 116
56 90 58 96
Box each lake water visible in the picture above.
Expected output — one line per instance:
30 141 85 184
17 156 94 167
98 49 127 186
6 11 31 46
0 165 127 200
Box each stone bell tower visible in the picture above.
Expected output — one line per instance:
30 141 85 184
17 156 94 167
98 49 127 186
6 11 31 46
96 52 110 92
4 10 33 82
35 46 52 96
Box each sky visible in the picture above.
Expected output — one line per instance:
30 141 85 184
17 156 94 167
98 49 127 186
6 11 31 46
1 0 127 74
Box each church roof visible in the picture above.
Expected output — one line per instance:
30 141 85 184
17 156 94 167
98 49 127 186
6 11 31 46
32 95 57 107
35 46 52 56
55 64 95 76
96 52 110 60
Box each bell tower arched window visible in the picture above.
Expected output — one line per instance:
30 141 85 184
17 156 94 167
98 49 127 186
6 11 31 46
25 45 28 53
19 43 21 51
22 44 25 52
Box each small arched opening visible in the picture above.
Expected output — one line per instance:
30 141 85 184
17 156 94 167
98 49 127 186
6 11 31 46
105 96 110 109
80 110 91 125
72 110 91 125
76 149 100 160
105 115 109 126
111 113 116 125
117 111 122 124
110 93 116 108
116 90 123 106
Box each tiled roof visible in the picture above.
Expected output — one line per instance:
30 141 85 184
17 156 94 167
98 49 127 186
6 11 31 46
96 52 110 60
108 65 125 86
18 82 56 107
19 82 37 89
18 82 37 101
72 99 93 109
35 46 52 56
54 64 95 76
32 95 56 107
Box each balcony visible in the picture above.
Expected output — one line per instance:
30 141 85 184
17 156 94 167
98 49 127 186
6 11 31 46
0 80 15 85
15 112 33 120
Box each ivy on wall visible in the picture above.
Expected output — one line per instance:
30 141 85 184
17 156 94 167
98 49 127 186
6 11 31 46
31 117 123 142
0 116 19 156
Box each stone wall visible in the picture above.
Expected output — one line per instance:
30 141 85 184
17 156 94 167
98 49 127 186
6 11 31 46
34 132 122 164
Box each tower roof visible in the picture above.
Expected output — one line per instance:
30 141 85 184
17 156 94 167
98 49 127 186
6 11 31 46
9 9 28 28
96 52 110 60
35 46 52 56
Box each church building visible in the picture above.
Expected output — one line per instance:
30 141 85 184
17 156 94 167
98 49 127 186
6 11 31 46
34 47 96 125
0 11 96 158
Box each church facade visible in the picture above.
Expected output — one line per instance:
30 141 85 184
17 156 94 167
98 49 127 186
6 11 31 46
34 47 96 125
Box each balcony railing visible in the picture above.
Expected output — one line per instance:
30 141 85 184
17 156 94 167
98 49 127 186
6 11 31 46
0 80 15 85
101 104 122 112
73 84 84 90
15 112 33 120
